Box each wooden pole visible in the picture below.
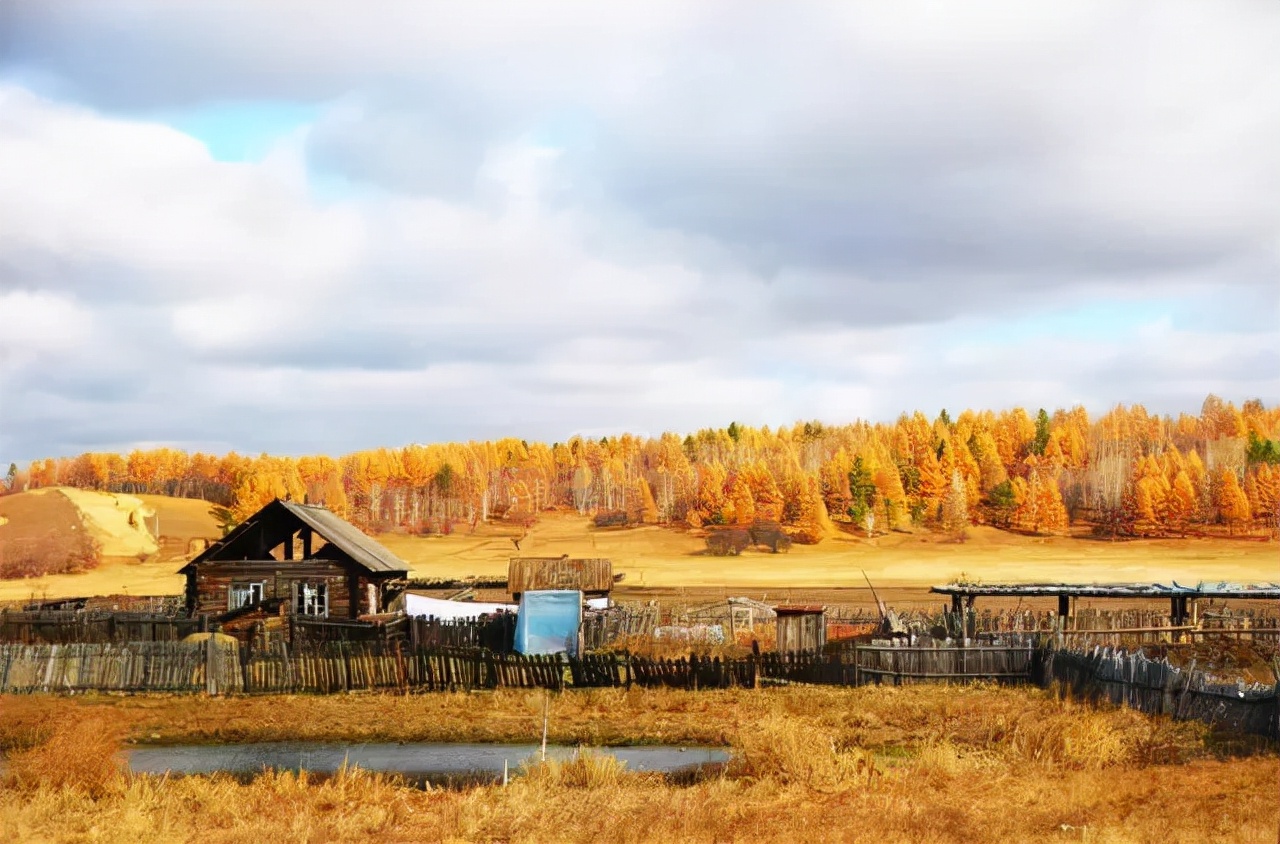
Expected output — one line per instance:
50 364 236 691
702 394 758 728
540 692 549 762
205 633 216 696
1175 659 1197 721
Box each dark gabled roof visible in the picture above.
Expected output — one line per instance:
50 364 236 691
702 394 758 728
179 499 409 576
277 500 407 574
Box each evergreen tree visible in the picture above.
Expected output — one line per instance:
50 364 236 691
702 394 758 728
846 456 878 526
1246 431 1280 464
986 480 1017 527
1031 408 1052 456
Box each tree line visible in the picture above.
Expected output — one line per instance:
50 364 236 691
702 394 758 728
5 395 1278 541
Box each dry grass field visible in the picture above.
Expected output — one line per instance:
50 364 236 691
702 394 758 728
2 500 1275 607
0 497 1277 842
380 511 1280 590
1 685 1276 843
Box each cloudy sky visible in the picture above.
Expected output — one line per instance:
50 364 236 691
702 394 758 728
1 1 1277 464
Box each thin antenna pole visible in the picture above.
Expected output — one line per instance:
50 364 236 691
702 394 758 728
862 570 886 622
541 691 549 762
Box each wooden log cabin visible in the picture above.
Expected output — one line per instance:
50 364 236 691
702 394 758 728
179 499 410 622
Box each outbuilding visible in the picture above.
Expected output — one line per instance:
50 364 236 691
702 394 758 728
508 555 613 600
774 605 827 655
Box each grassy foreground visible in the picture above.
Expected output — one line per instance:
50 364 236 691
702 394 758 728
2 685 1276 843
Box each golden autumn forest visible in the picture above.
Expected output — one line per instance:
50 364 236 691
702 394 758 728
6 396 1279 554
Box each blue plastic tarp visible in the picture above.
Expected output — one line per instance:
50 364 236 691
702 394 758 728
514 590 582 656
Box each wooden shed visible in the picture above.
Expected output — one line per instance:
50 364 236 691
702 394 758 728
508 555 612 599
775 605 827 655
179 500 409 621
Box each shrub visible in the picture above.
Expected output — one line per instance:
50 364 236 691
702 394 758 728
705 529 751 556
730 714 880 791
519 749 643 788
4 717 127 798
593 511 630 528
748 521 792 552
0 530 102 579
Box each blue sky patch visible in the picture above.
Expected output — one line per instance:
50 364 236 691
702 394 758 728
155 100 321 162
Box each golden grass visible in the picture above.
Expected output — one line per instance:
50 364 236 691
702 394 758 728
1 730 1275 843
0 684 1218 764
2 716 127 799
4 504 1276 603
2 685 1276 842
385 513 1280 588
518 750 648 789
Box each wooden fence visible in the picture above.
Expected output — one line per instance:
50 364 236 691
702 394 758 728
2 639 1275 741
292 616 408 645
0 642 1037 695
1044 647 1278 739
581 604 661 651
855 644 1037 685
0 611 202 644
0 641 241 694
407 614 516 652
0 641 566 695
238 643 566 693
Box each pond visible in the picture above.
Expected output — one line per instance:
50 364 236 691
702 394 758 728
125 742 731 787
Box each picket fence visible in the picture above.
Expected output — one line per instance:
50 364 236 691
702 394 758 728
0 641 566 695
0 641 1031 695
1 639 1274 740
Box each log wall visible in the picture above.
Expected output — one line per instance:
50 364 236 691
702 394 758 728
191 560 352 618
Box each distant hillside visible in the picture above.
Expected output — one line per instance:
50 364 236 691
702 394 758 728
0 489 221 580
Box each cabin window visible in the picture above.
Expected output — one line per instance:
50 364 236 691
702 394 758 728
228 581 265 610
294 581 329 617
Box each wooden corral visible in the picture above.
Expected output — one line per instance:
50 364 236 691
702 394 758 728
933 581 1280 643
775 605 827 655
508 555 612 598
179 499 410 624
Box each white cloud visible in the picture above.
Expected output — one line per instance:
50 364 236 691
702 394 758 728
0 290 94 370
1 2 1277 463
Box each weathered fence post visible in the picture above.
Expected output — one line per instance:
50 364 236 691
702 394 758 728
1272 658 1280 740
205 633 217 695
240 639 251 694
1161 663 1178 716
1175 659 1197 722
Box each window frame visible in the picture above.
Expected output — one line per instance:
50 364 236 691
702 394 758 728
228 580 266 611
294 580 329 618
